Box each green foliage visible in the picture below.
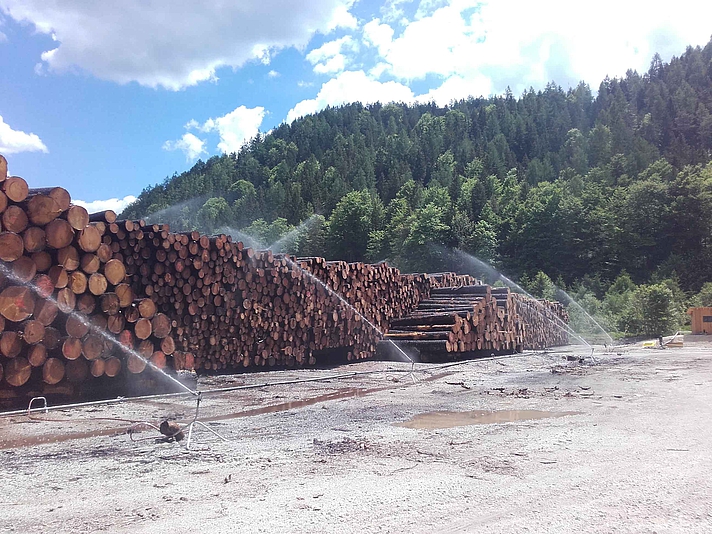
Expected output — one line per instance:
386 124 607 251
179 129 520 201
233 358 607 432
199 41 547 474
628 283 680 336
694 282 712 307
198 197 229 230
524 271 556 300
327 191 382 262
242 218 294 248
119 41 712 338
295 215 328 258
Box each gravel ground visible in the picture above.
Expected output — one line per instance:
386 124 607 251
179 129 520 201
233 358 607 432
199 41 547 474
1 337 712 533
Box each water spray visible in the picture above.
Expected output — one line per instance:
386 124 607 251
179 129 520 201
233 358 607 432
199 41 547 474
440 248 597 358
554 286 614 345
277 255 419 383
0 262 227 449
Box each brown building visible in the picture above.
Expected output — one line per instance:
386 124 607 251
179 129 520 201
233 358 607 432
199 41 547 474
687 307 712 334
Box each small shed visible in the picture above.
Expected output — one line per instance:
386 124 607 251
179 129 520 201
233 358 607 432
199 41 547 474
687 307 712 334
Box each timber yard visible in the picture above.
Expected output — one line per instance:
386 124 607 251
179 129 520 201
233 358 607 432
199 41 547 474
1 155 712 533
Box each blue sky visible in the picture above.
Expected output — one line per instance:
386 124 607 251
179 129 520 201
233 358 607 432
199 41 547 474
1 0 710 213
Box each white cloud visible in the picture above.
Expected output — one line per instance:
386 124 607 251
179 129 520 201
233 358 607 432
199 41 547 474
368 62 390 79
267 70 280 78
363 19 393 56
0 115 48 154
162 133 207 161
363 0 712 99
199 106 266 154
74 195 137 214
0 0 357 90
286 70 414 123
326 3 358 31
306 36 358 74
0 30 6 42
416 73 492 106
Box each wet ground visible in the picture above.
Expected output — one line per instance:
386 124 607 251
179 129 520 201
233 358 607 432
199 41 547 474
1 337 712 533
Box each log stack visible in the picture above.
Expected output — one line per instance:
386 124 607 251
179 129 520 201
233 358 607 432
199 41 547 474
380 284 568 361
427 272 481 288
0 155 178 401
0 152 570 402
91 229 429 371
513 294 569 349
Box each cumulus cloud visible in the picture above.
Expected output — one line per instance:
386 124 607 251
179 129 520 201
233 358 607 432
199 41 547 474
193 106 267 154
363 19 393 57
416 73 492 106
326 3 358 31
74 195 137 214
0 115 48 154
162 133 207 162
363 0 712 98
0 0 357 90
286 70 414 123
267 70 280 78
306 36 358 74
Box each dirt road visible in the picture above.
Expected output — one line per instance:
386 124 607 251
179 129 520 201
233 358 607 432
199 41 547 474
2 338 712 533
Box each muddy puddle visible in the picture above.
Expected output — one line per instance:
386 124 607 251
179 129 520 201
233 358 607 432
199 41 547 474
397 409 581 429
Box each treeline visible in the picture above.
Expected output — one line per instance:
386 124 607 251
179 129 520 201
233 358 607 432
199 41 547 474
122 40 712 335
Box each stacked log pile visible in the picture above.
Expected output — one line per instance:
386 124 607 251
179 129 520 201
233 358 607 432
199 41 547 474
381 285 568 361
295 257 430 360
513 294 569 349
0 157 178 399
427 272 481 288
97 233 429 371
0 153 570 401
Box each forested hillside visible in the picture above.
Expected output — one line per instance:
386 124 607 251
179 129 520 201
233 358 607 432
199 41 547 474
122 40 712 333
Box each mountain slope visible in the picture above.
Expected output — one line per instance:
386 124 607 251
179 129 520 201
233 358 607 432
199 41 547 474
122 39 712 292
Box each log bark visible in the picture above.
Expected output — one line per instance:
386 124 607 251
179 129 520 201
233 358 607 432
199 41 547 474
89 210 117 223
